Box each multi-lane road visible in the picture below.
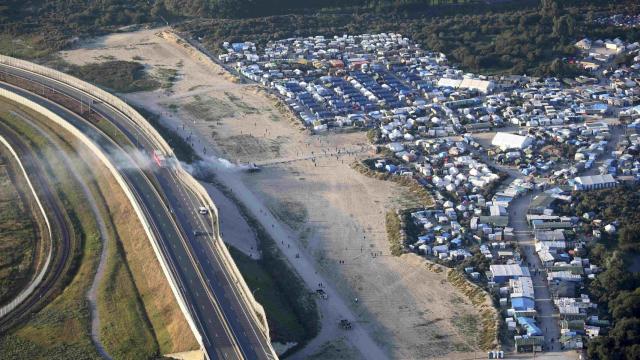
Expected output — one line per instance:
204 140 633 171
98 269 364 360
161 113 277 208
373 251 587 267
0 63 276 360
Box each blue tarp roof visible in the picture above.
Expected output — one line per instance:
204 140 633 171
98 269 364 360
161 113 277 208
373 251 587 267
517 317 542 336
511 297 535 311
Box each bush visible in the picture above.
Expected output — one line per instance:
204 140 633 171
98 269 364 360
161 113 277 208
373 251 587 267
385 210 404 256
64 61 160 93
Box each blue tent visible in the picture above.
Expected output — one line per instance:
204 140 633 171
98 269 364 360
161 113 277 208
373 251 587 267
517 317 542 336
511 297 535 311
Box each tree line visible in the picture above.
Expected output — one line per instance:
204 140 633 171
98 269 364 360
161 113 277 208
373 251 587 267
2 0 639 76
558 185 640 359
180 0 639 76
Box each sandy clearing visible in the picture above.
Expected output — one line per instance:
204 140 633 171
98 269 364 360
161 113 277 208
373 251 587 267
60 28 484 359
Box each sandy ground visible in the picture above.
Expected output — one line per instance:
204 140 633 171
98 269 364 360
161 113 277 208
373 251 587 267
61 28 487 359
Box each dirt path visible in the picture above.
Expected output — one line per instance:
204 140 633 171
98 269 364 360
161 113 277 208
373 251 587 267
16 112 113 360
208 166 387 359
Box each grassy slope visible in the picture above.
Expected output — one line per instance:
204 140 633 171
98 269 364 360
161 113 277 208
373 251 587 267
0 103 102 359
0 151 39 306
0 100 195 358
229 247 307 343
34 119 160 358
16 99 198 355
87 145 199 354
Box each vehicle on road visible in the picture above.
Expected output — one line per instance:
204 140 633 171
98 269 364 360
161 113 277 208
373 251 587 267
152 150 166 168
199 206 209 215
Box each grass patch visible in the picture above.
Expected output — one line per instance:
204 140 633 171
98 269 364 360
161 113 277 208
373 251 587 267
224 92 259 114
452 314 479 349
61 61 160 93
229 247 307 344
0 34 56 59
182 95 235 123
267 199 308 231
447 269 498 351
215 134 281 161
98 255 158 358
385 210 404 257
0 151 39 306
154 67 179 89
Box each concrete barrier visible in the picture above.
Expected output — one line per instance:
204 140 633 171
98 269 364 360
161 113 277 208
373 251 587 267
0 88 204 350
176 172 272 339
0 134 53 319
0 55 172 156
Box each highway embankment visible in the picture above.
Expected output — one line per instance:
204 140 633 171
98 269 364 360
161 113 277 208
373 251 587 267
0 95 197 358
0 54 278 359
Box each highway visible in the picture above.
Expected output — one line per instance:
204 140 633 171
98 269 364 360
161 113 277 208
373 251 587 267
0 64 276 359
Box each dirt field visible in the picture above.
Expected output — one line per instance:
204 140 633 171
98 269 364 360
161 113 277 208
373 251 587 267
60 28 486 359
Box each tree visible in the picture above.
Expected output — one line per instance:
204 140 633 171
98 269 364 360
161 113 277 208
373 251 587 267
610 288 640 321
151 2 171 23
588 318 640 360
552 15 569 37
590 252 636 304
619 224 640 250
609 318 640 358
540 0 560 18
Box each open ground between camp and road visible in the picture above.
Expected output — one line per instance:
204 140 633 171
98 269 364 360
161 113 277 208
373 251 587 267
60 27 493 359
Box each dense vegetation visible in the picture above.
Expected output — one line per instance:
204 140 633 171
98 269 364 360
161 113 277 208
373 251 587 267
558 186 640 359
1 0 639 76
184 0 640 76
562 185 640 253
61 61 161 93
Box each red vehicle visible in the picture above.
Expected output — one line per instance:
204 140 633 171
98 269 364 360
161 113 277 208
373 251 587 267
152 150 166 167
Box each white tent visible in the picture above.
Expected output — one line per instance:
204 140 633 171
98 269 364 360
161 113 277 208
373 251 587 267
491 132 533 150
